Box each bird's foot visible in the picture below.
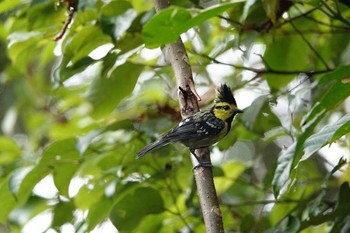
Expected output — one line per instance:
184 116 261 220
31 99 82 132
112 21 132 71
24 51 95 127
190 148 213 170
192 161 213 170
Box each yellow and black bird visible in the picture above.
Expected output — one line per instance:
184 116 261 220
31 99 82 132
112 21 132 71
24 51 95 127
136 84 242 166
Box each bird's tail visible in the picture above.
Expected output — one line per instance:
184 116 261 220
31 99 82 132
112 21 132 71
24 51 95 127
136 139 170 159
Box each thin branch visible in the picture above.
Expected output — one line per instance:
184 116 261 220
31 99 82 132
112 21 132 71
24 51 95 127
222 198 304 207
131 58 332 77
54 0 77 41
164 180 193 232
283 75 311 95
321 0 350 26
129 61 169 69
303 15 350 30
289 20 330 70
274 8 317 29
292 5 350 30
191 51 331 76
276 29 350 34
217 15 243 27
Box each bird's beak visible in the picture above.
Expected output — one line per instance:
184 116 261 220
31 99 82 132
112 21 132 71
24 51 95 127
235 109 243 114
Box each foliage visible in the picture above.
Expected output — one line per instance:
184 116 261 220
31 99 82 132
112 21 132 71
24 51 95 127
0 0 350 232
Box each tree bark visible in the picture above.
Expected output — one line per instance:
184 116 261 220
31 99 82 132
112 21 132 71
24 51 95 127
152 1 224 232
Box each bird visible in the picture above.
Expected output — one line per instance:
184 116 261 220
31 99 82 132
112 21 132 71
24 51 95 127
136 84 243 167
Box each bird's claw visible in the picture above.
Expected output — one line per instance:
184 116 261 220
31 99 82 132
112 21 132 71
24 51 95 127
192 161 213 170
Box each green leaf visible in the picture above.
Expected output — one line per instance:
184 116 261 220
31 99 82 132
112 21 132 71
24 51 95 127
60 24 112 81
303 66 350 124
318 65 350 84
58 57 97 83
285 215 301 233
0 0 22 14
7 32 43 73
40 138 81 197
100 0 134 38
0 178 17 223
241 95 268 129
8 167 32 197
303 81 350 125
16 166 51 204
64 25 112 64
12 139 81 201
143 7 191 48
272 68 350 197
334 182 350 215
299 182 350 232
27 1 64 31
221 141 255 165
271 162 319 226
109 187 165 232
0 136 21 165
86 62 143 118
272 110 324 197
264 36 310 90
53 163 79 198
241 95 281 134
262 0 279 23
240 214 255 233
100 0 132 16
133 214 164 233
9 195 49 225
301 113 350 162
332 119 350 142
64 8 99 33
39 138 80 165
74 184 105 211
86 196 114 231
214 162 247 195
52 201 75 228
143 2 244 48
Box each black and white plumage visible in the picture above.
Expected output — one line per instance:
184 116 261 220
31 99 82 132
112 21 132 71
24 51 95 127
136 84 242 160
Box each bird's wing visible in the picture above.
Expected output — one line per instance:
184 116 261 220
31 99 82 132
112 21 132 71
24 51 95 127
164 111 225 142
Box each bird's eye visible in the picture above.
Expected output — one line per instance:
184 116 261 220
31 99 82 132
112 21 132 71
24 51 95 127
223 106 230 110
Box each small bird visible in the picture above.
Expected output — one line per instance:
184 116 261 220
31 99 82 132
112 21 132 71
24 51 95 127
136 84 242 167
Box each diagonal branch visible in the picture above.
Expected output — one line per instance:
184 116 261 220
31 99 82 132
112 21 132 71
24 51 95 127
289 20 330 70
152 1 224 232
54 0 77 41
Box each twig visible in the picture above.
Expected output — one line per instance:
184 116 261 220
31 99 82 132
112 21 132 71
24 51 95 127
303 15 350 30
217 15 243 27
222 198 303 207
192 51 331 76
164 180 193 232
320 0 350 26
274 8 317 29
55 0 77 41
292 5 350 30
289 20 330 70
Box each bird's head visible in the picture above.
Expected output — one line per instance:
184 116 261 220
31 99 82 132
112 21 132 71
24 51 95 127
212 84 243 121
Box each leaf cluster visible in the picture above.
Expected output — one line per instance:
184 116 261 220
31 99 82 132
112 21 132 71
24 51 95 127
0 0 350 232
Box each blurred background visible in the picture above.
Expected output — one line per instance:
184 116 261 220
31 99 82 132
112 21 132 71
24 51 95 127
0 0 350 232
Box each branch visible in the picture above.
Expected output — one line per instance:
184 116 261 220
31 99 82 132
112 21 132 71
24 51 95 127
192 51 332 76
289 20 330 70
274 8 317 29
222 198 304 207
54 0 77 41
153 1 224 232
320 0 350 26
